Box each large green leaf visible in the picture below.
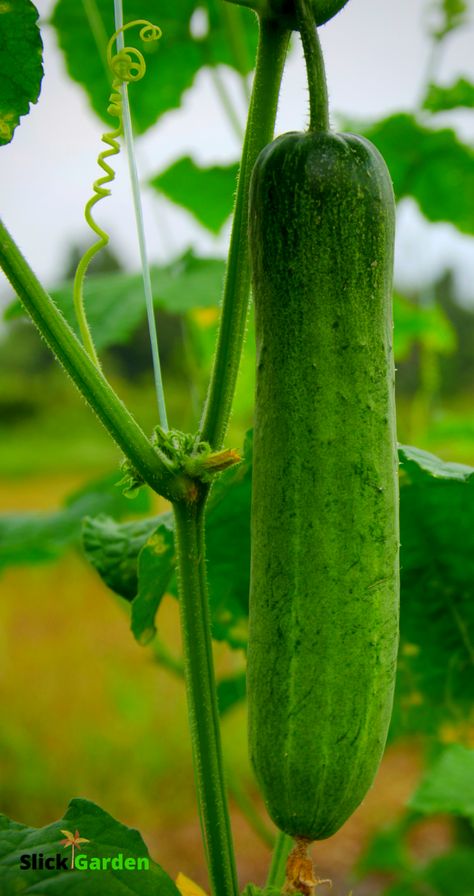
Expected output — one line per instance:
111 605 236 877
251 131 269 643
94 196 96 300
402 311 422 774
409 744 474 820
424 848 474 896
0 797 180 894
83 432 252 647
4 251 226 350
361 114 474 234
0 0 43 146
424 78 474 113
150 157 239 233
0 472 150 572
50 0 256 134
392 446 474 739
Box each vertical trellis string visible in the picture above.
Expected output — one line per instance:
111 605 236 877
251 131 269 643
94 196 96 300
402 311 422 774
113 0 168 430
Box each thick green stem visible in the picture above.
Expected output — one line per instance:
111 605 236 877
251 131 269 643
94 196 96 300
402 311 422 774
173 495 238 896
266 831 294 889
199 17 289 449
0 219 190 501
296 0 329 132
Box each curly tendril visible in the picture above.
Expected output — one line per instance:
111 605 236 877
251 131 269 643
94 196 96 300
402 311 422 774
73 20 162 368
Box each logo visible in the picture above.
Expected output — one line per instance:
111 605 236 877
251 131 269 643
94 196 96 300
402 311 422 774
60 829 90 869
19 828 150 872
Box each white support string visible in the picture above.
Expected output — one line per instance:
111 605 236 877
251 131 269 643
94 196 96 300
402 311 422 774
113 0 168 430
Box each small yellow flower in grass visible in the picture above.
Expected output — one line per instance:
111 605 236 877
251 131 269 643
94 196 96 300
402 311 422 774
176 871 209 896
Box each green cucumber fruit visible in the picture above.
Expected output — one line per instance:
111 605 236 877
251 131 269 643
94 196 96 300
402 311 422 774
224 0 349 28
247 129 399 841
264 0 349 28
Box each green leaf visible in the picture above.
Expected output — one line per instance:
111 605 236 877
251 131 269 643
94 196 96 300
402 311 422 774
0 471 151 572
0 0 43 146
83 510 177 644
361 114 474 234
4 252 225 349
83 433 252 648
424 78 474 113
81 514 158 600
391 446 474 739
217 670 246 715
381 885 423 896
393 294 456 361
150 157 239 233
51 0 256 135
356 825 412 876
153 251 225 314
424 847 474 896
204 429 252 647
399 444 474 482
433 0 467 38
131 516 175 645
0 797 180 894
409 744 474 820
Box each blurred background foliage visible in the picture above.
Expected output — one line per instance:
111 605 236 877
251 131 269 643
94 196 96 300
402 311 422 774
1 0 474 893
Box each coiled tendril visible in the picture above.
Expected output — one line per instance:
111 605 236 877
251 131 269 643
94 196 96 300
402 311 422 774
73 20 162 367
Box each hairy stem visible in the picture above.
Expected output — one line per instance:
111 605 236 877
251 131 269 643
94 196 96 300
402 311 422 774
173 495 238 896
266 831 294 889
296 0 329 132
199 17 289 449
0 220 189 501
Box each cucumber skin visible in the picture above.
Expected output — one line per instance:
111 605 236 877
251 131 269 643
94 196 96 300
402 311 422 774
248 131 399 841
265 0 349 28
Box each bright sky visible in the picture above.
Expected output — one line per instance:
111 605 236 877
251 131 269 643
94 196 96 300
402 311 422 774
1 0 474 306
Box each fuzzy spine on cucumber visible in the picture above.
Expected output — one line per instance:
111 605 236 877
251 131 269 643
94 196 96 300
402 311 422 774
247 0 399 855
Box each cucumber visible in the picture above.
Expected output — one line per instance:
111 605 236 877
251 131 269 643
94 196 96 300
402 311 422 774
264 0 349 28
247 129 399 841
224 0 349 28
